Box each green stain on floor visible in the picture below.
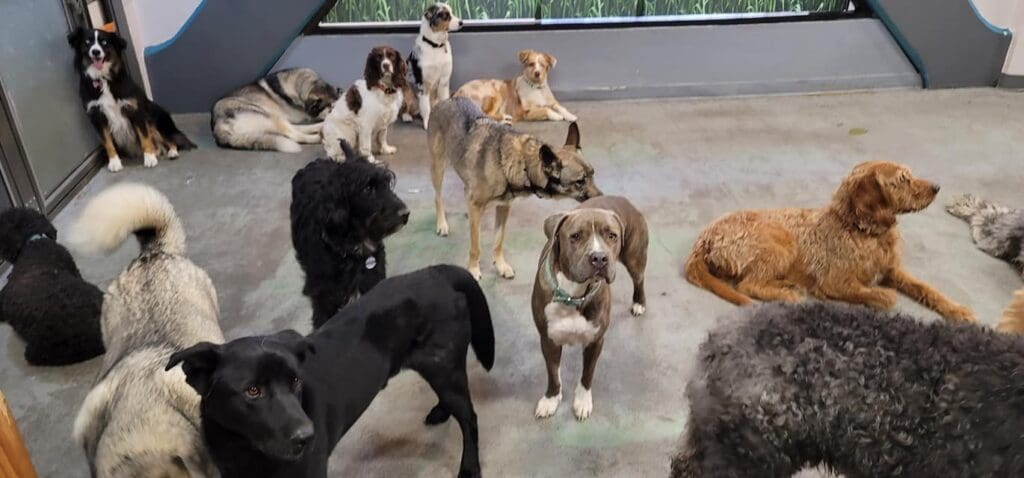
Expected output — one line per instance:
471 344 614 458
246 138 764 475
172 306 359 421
848 127 868 136
555 417 686 449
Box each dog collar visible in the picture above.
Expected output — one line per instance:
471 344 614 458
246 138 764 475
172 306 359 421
541 247 602 309
26 234 48 243
522 78 544 90
421 36 446 49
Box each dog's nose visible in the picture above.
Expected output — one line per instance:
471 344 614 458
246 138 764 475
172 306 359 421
398 208 410 224
290 425 314 454
931 184 940 194
589 251 609 269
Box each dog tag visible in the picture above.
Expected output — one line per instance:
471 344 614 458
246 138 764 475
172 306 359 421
365 256 377 269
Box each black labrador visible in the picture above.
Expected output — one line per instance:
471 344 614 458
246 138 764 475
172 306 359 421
167 265 495 478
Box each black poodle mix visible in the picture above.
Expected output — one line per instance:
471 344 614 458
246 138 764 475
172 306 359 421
0 208 104 365
291 140 409 328
673 301 1024 477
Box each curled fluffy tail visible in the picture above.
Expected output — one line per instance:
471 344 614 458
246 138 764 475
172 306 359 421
436 265 495 370
68 183 185 257
684 246 752 306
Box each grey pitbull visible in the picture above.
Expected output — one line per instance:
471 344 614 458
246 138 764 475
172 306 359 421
428 97 602 280
530 196 648 421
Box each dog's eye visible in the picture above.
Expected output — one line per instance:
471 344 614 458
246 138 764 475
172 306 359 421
100 40 107 46
570 232 582 241
245 385 262 398
575 178 587 187
291 377 302 392
607 232 618 241
364 182 375 192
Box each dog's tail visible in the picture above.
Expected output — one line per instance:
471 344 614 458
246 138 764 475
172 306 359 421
153 103 197 151
436 264 495 370
69 183 186 257
684 244 752 306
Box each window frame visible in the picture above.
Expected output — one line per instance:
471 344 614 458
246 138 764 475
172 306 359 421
308 1 867 36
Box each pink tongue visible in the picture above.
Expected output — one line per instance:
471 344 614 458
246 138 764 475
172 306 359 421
91 59 103 70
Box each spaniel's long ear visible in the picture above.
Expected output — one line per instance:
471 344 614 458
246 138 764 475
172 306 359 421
839 169 896 234
364 50 381 87
392 50 408 89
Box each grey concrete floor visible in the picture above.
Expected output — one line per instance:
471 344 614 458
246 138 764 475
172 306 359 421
2 88 1022 478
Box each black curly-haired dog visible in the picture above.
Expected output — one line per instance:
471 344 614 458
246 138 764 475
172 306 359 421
672 301 1024 478
291 140 409 328
0 208 104 365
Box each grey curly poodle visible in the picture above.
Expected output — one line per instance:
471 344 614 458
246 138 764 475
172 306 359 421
671 301 1024 478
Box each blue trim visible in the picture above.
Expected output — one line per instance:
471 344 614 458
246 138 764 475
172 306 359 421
967 0 1011 36
259 0 326 76
143 0 209 57
864 0 929 88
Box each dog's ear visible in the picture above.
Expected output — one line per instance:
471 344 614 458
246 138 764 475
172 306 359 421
67 27 85 46
539 144 561 173
364 49 382 87
565 122 581 150
392 50 408 88
517 50 532 64
167 342 221 396
271 330 317 363
544 52 557 69
839 170 896 235
543 212 568 240
338 139 358 161
110 33 127 51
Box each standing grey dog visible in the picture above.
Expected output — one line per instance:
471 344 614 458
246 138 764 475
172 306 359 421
429 97 602 280
672 301 1024 478
946 193 1024 276
70 183 223 477
212 68 339 152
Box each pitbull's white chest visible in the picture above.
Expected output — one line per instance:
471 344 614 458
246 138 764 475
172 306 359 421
544 273 599 346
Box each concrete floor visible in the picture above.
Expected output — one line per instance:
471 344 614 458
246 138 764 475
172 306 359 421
2 88 1022 477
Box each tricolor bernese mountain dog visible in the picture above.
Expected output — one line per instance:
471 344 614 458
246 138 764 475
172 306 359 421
67 27 195 172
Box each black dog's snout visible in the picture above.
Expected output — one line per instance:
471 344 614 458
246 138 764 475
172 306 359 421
398 208 410 224
89 48 103 59
589 251 609 269
290 425 314 453
931 184 941 194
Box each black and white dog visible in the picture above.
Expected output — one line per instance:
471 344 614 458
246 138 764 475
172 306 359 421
67 28 195 172
167 265 495 478
408 3 463 129
291 141 409 328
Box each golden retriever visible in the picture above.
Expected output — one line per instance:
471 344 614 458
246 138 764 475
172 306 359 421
685 160 975 323
454 49 576 123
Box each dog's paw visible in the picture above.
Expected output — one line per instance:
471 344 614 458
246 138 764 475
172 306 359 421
573 384 592 421
107 156 124 173
501 115 514 125
380 144 397 155
562 112 578 122
947 304 977 323
167 146 180 159
143 153 158 168
494 260 515 279
468 265 483 281
365 154 380 164
630 303 646 317
421 118 429 130
401 113 413 123
535 394 561 419
436 219 449 237
424 404 451 425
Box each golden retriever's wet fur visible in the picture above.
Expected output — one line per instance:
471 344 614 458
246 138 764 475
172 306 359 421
685 161 975 323
455 50 576 123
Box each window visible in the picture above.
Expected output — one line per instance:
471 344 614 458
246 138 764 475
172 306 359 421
318 0 855 26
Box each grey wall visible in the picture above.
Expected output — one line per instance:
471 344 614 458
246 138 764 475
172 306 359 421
0 0 98 200
275 19 920 101
867 0 1011 88
145 0 324 113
